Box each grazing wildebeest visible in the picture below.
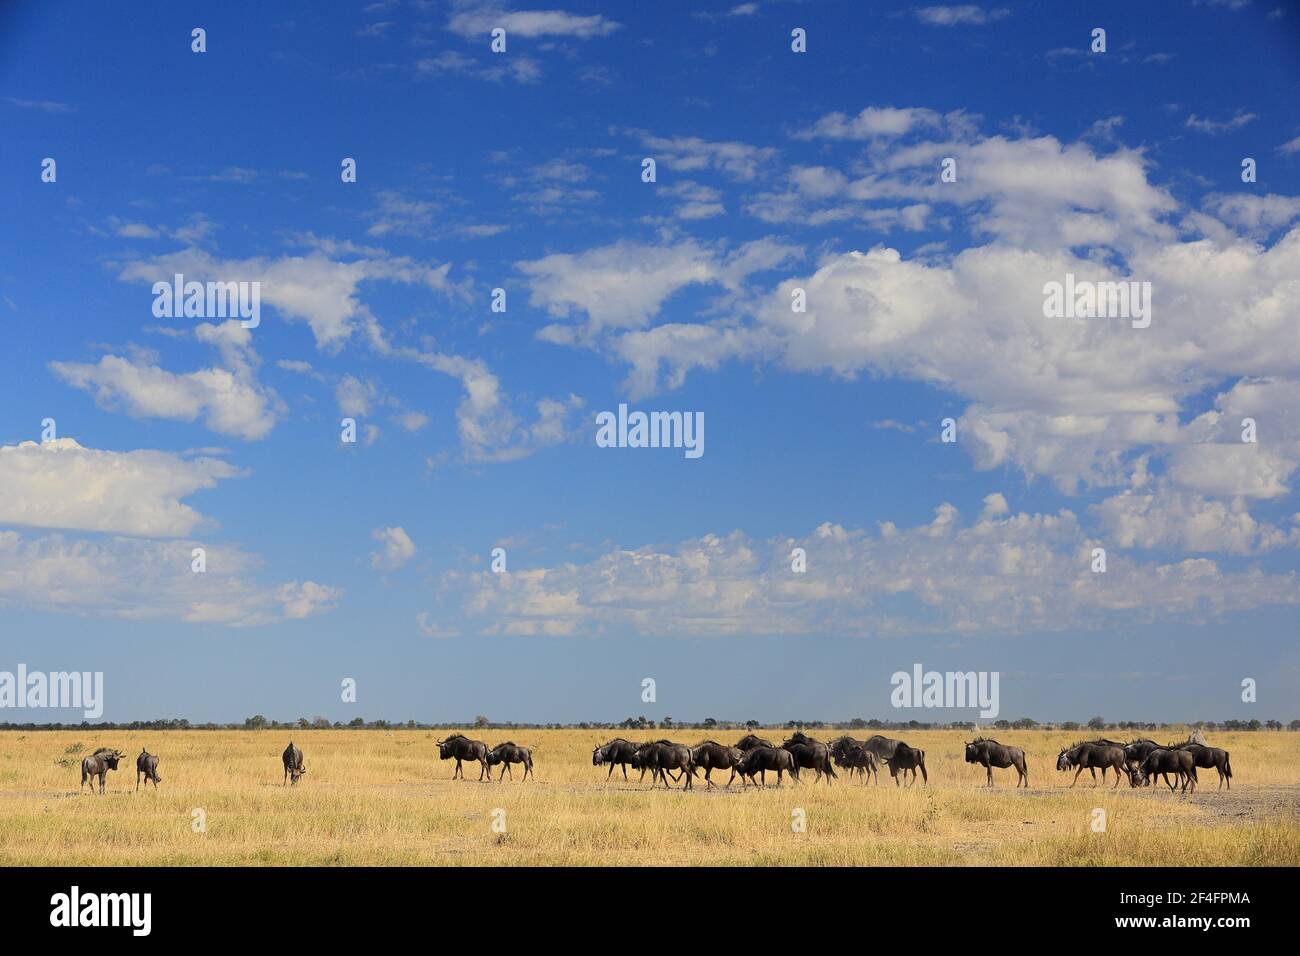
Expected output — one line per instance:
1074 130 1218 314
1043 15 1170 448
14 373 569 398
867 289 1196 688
886 744 928 786
592 738 639 781
1056 742 1126 788
1119 740 1162 785
634 740 693 789
965 738 1028 787
1175 743 1232 789
486 742 534 781
81 748 124 794
282 741 307 785
782 732 837 784
734 745 799 787
833 742 878 784
1137 749 1197 793
437 734 491 781
135 748 161 791
735 734 775 752
690 741 744 788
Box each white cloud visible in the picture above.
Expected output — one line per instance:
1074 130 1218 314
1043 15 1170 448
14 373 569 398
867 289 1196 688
445 502 1300 637
371 526 416 570
446 3 620 39
915 5 1010 26
0 438 240 537
51 321 281 440
0 531 339 625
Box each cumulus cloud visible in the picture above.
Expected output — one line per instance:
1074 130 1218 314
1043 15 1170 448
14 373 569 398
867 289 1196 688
443 502 1300 637
51 321 281 440
0 531 339 625
0 438 240 537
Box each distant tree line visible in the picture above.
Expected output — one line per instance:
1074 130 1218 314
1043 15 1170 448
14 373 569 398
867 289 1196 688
1 714 1297 732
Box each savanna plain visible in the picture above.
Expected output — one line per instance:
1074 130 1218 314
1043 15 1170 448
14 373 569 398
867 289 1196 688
0 729 1295 866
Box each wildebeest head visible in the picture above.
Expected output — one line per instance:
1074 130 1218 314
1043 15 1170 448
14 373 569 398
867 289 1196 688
965 742 979 763
94 747 125 770
1056 747 1072 771
436 734 466 759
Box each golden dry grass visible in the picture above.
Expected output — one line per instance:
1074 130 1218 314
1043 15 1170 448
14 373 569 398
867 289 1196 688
0 729 1295 866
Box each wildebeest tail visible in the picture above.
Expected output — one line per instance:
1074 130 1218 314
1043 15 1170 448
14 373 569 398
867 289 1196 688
1224 753 1232 778
919 750 928 783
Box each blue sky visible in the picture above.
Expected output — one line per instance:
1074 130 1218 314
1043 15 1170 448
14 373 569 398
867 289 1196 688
2 0 1299 724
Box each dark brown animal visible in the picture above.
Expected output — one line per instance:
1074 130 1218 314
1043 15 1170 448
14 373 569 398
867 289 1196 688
735 734 775 751
690 741 744 788
486 742 534 781
135 748 161 791
1137 749 1197 793
782 732 837 784
592 738 638 781
437 734 491 781
886 744 927 786
966 738 1028 787
832 741 878 784
1056 742 1126 788
81 748 124 794
282 741 307 785
1176 743 1232 789
734 745 799 787
634 740 693 789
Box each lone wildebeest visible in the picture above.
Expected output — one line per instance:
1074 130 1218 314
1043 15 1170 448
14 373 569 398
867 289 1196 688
1137 749 1197 793
437 734 491 781
782 732 837 784
734 745 799 787
886 744 927 786
81 748 124 794
735 734 775 752
486 742 534 781
690 741 744 788
592 738 639 781
1176 742 1232 789
282 741 307 785
1056 742 1127 788
965 738 1028 787
135 748 161 791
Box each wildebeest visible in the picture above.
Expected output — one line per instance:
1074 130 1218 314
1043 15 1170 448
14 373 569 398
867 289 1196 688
690 741 744 788
829 738 878 784
592 738 639 781
1056 742 1126 788
735 734 775 752
81 748 124 794
734 745 799 787
782 732 837 784
634 740 694 789
965 738 1028 787
1137 748 1198 793
437 734 491 781
485 742 534 781
282 741 307 785
860 734 908 763
135 748 161 791
1175 743 1232 789
886 744 928 786
1122 739 1161 773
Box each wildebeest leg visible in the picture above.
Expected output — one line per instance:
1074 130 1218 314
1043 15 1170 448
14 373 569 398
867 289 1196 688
621 762 628 781
987 763 994 787
136 771 141 792
606 762 615 781
1071 766 1083 788
704 767 714 789
283 766 288 786
759 769 767 788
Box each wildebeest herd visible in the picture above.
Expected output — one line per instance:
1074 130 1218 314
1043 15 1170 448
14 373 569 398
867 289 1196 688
72 732 1234 795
